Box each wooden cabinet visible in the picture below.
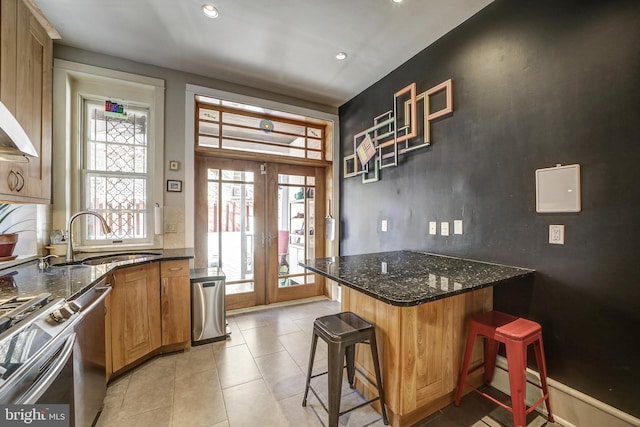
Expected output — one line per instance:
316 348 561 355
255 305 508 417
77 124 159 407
0 0 53 202
106 259 191 378
109 263 161 373
160 260 191 346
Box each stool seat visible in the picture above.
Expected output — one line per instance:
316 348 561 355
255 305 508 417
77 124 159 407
455 311 553 427
472 311 542 341
315 312 374 341
302 311 389 427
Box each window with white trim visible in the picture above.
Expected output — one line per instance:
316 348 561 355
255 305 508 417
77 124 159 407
80 99 152 245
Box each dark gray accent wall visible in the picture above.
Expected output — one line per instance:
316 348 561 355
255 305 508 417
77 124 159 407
339 0 640 417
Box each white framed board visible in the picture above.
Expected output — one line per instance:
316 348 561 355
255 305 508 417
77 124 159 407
536 164 581 213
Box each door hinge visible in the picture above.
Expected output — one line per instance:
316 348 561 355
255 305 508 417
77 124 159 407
260 163 267 175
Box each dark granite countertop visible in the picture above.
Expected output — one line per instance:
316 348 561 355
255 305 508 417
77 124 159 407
0 249 194 303
300 250 534 306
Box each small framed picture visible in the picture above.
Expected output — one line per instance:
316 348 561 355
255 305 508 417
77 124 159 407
167 180 182 192
169 160 180 171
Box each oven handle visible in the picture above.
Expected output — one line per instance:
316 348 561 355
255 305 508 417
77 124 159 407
80 285 112 315
18 332 76 404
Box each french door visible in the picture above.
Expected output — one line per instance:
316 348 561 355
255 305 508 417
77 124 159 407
195 157 325 310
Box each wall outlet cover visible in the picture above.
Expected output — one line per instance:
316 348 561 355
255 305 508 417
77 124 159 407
429 221 437 235
549 224 565 244
441 222 449 236
381 219 388 232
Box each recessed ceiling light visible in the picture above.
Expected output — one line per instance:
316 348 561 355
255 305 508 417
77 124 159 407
202 4 219 18
392 0 403 3
336 52 348 60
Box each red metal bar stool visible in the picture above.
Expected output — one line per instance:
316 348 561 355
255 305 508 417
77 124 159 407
455 311 554 427
302 311 389 427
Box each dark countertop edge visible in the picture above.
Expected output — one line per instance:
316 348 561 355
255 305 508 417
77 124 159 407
67 251 195 300
1 249 194 302
300 251 536 307
304 264 534 307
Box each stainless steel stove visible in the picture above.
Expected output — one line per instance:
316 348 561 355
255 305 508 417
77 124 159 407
0 293 80 406
0 293 54 333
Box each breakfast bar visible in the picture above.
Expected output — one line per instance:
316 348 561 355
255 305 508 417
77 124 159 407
301 250 534 427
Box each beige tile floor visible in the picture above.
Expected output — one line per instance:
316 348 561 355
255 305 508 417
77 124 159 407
96 298 561 427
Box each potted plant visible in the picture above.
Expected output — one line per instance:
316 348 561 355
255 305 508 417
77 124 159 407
0 204 24 258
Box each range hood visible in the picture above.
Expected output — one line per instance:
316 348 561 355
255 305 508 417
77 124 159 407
0 101 39 159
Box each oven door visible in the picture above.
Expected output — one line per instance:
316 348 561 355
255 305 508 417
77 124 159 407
16 331 76 426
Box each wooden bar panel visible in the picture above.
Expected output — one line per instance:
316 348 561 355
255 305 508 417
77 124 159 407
341 286 492 426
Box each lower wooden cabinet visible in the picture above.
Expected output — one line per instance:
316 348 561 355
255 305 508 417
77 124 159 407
106 259 192 378
160 260 191 346
109 263 162 374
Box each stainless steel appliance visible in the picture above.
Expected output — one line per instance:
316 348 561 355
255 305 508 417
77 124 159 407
0 284 111 427
70 281 111 427
190 268 227 344
0 293 80 424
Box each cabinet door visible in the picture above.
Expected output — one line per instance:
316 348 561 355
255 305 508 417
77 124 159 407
0 0 52 202
160 260 191 346
110 263 161 373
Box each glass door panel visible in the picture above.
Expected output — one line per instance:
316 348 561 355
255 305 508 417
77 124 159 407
209 169 255 294
268 164 324 303
195 157 266 309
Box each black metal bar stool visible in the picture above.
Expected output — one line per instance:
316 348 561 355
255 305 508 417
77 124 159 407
302 311 389 426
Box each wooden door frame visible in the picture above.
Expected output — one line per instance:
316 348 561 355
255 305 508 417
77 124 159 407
194 156 266 309
266 162 326 304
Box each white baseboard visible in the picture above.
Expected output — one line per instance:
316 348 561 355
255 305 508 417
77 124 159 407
491 356 640 427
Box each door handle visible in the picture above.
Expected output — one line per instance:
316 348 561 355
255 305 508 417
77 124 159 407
267 232 273 248
261 232 265 248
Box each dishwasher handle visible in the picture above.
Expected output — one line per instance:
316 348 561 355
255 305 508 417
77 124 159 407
18 332 76 404
192 282 206 341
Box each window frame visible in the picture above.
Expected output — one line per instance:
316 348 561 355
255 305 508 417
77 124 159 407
53 60 165 251
79 98 152 245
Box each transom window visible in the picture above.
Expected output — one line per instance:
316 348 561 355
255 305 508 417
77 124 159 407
196 96 327 161
81 99 151 244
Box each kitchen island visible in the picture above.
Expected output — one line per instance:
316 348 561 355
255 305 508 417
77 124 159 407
300 250 534 427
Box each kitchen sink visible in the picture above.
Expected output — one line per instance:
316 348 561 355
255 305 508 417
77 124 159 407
80 252 162 265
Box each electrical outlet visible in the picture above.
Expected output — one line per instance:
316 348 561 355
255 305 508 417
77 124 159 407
166 223 177 233
441 221 449 236
381 219 388 232
429 221 437 235
549 224 564 244
454 220 463 235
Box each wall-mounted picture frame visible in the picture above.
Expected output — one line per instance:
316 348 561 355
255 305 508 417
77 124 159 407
169 160 180 171
167 180 182 192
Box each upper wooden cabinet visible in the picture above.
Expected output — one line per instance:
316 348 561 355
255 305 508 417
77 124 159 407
0 0 53 203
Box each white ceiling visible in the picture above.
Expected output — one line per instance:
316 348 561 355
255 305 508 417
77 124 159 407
34 0 493 108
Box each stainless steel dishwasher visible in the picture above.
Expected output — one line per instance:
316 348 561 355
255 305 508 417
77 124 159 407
190 268 227 345
71 279 111 427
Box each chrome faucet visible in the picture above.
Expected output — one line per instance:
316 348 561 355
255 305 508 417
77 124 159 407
66 210 112 262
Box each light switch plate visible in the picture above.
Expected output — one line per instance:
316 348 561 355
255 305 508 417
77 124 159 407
429 221 437 235
381 219 388 232
454 220 463 235
549 224 565 244
441 222 449 236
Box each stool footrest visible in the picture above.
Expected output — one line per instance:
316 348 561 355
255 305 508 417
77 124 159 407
306 382 382 418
